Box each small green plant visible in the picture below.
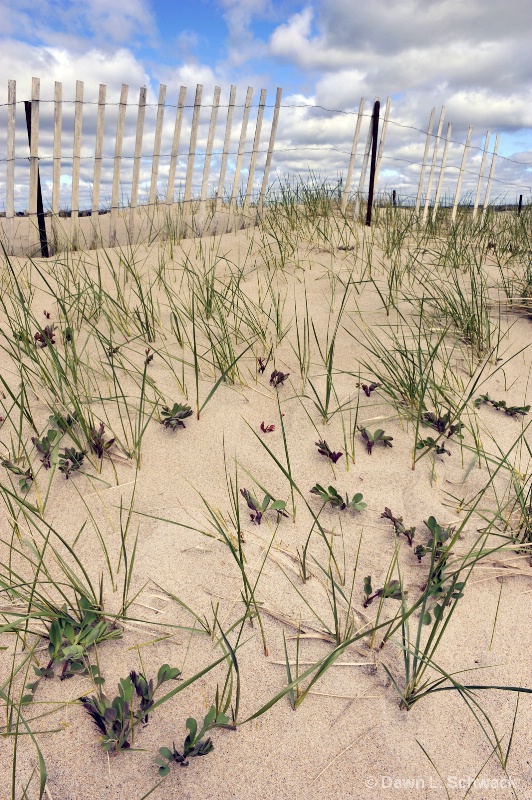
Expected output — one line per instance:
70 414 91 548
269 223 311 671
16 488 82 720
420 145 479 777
381 507 415 545
413 517 464 625
160 402 193 430
315 439 343 464
1 458 33 492
240 488 288 525
416 437 451 456
357 381 380 397
31 429 59 469
49 409 78 432
358 427 393 455
310 483 366 511
362 576 403 608
269 369 289 388
81 664 181 752
89 422 115 458
34 323 56 348
422 411 463 437
58 447 86 478
156 706 230 774
474 393 530 418
414 516 454 563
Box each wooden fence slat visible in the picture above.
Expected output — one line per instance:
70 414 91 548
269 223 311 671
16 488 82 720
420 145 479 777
415 107 435 216
354 98 376 218
374 96 391 191
229 86 253 215
166 86 187 204
200 86 221 204
422 106 445 225
451 125 473 224
482 133 499 217
52 81 62 217
149 83 166 207
257 86 282 216
432 122 452 222
216 85 236 212
243 87 267 216
29 77 40 251
71 80 84 246
341 97 365 214
129 85 147 239
110 83 129 246
6 80 16 255
91 84 107 224
184 84 202 205
473 131 490 219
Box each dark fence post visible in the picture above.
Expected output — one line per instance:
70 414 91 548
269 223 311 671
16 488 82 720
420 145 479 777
518 194 523 215
24 101 49 258
392 189 397 207
365 99 380 227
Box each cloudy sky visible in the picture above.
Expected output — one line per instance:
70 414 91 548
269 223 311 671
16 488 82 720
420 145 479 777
1 0 531 210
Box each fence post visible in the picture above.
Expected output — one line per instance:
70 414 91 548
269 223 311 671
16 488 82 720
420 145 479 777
52 81 62 223
6 80 16 255
365 99 380 227
518 195 523 215
354 98 376 218
482 132 499 218
472 131 490 220
216 85 237 213
229 86 253 219
257 87 282 217
374 96 391 193
432 122 452 223
129 85 147 240
149 83 167 208
25 86 49 257
243 88 267 217
166 86 187 205
415 107 435 216
71 80 84 248
422 106 445 226
451 125 473 225
184 84 203 208
110 84 129 246
341 97 365 214
91 83 107 245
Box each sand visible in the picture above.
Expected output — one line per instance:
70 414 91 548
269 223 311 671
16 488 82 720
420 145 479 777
0 219 530 800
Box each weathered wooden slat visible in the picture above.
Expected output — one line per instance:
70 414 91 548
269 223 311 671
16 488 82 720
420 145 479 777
110 83 129 246
200 86 221 204
341 97 365 214
129 85 147 239
184 84 202 205
415 107 435 216
28 77 40 251
91 84 107 221
374 96 391 190
451 125 473 224
422 106 445 225
473 131 490 219
6 80 16 255
230 86 253 214
432 122 452 222
257 87 282 216
482 133 499 216
71 80 84 246
243 88 267 216
149 83 166 207
166 86 187 204
216 85 236 212
52 81 62 217
354 99 376 218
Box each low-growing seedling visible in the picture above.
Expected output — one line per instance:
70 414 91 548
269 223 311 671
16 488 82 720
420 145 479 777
49 409 78 432
31 429 58 469
34 323 56 348
413 517 464 625
270 369 289 388
144 348 154 366
357 381 380 397
315 439 343 463
260 421 275 433
414 516 454 563
81 664 181 752
363 576 403 608
422 411 463 437
257 356 267 374
58 447 86 479
381 507 416 545
156 706 230 774
416 437 451 456
474 393 530 418
358 427 393 455
1 459 33 492
310 483 366 511
89 422 115 459
240 488 288 525
160 402 193 430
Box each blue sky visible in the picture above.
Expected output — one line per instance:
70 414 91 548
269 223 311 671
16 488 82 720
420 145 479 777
1 0 531 209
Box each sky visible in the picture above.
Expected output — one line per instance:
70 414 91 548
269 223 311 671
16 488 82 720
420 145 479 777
1 0 531 210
